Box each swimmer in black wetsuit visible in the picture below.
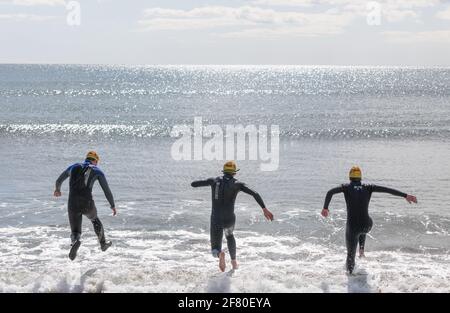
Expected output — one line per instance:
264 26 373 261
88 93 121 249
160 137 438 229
54 151 117 261
191 161 274 272
321 166 417 274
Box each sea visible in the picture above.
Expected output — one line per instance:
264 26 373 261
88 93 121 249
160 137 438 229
0 64 449 292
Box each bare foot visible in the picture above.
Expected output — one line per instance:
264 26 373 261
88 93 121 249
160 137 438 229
231 259 239 270
219 251 226 272
359 249 365 258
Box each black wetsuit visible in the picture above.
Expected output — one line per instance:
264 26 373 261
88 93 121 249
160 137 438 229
55 160 115 245
191 174 266 260
323 181 407 273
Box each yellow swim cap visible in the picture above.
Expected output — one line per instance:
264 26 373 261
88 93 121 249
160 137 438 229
223 161 239 174
349 166 362 180
86 151 100 162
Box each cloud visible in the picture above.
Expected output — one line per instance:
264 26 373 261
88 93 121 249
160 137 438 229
0 0 64 21
139 7 261 30
10 0 65 5
138 5 356 37
436 6 450 20
0 13 58 21
367 0 439 22
138 0 444 38
383 30 450 43
251 0 314 6
253 0 441 22
253 0 440 9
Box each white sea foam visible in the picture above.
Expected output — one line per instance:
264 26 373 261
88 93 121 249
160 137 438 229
0 226 448 293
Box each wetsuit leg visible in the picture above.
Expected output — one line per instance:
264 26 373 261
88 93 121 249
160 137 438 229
358 234 366 250
365 217 373 232
92 218 106 245
345 226 359 273
210 219 223 258
83 200 106 245
359 217 373 250
224 224 236 260
68 198 82 243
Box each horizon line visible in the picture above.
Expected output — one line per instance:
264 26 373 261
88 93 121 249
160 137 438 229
1 62 450 68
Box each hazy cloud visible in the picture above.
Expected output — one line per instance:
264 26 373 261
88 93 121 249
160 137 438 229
0 13 58 21
138 5 356 37
253 0 441 22
251 0 314 6
138 1 444 38
0 0 66 5
436 5 450 20
384 30 450 43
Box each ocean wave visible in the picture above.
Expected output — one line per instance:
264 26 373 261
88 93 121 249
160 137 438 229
0 123 169 138
0 226 448 293
1 123 449 140
1 87 449 97
1 65 449 97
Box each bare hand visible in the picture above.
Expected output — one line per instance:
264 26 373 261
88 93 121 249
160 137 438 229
262 208 274 221
111 207 117 216
321 208 329 217
54 190 61 197
406 195 417 204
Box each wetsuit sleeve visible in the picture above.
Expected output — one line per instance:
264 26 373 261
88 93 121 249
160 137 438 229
191 178 215 187
239 184 266 209
55 166 72 192
323 186 344 210
370 185 407 198
97 173 116 208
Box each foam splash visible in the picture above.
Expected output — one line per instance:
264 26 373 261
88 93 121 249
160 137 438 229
0 226 449 293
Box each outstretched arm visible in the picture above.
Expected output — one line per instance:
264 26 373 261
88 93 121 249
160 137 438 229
98 174 116 210
191 178 214 187
240 184 273 221
322 186 344 217
240 184 265 208
371 185 417 203
54 166 72 196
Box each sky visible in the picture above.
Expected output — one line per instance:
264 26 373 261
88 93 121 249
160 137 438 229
0 0 450 65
